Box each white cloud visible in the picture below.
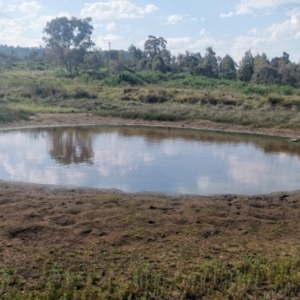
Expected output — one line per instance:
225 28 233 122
231 9 300 61
231 36 266 60
106 21 116 31
187 38 225 52
220 12 234 18
197 176 212 190
166 37 191 52
19 1 42 14
0 8 75 48
200 29 206 36
236 0 300 15
165 36 225 56
96 34 121 48
165 14 182 24
4 4 17 12
266 9 300 40
0 17 39 46
248 28 258 35
81 0 159 20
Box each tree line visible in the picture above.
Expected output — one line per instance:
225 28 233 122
1 16 300 87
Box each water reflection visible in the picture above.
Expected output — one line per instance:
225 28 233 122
0 125 300 195
47 128 94 165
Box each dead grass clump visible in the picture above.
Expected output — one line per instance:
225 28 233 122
27 87 67 99
123 88 139 94
139 89 168 103
177 96 202 104
72 88 97 99
120 95 133 101
221 99 239 106
267 93 284 105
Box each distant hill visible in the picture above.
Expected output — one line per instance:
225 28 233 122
0 45 46 60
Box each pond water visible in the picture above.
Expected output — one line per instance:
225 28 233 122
0 125 300 195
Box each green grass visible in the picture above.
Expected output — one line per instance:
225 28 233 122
1 255 300 299
93 100 300 129
0 106 32 123
8 103 78 114
1 69 300 129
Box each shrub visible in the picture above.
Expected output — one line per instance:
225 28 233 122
281 86 294 96
104 75 120 86
72 88 97 99
119 71 142 86
266 93 284 105
140 89 168 103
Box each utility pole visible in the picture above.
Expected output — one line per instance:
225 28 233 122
108 41 111 75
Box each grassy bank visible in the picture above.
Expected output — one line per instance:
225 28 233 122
2 255 300 299
1 69 300 129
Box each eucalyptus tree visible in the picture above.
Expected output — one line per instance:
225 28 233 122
83 48 104 70
144 35 167 60
176 51 202 74
43 16 94 72
219 54 237 80
237 50 254 82
128 44 143 67
0 51 19 71
272 52 297 86
252 53 278 85
152 55 165 72
199 47 218 78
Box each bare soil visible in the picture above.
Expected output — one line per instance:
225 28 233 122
1 112 300 138
1 113 300 291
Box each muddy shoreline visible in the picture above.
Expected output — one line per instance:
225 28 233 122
1 112 300 138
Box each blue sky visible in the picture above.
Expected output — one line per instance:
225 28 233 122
1 0 300 62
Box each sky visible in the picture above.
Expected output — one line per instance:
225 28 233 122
1 0 300 63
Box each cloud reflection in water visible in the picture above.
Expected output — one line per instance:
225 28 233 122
0 126 300 195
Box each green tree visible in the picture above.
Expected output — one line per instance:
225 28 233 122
109 60 125 74
152 55 165 72
272 52 297 86
199 47 218 78
0 52 19 71
144 35 167 60
219 54 237 80
176 51 202 74
237 50 254 82
279 62 297 86
128 44 143 67
43 16 94 72
252 53 278 85
136 58 149 71
83 48 104 70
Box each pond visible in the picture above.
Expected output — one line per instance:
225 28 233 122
0 125 300 195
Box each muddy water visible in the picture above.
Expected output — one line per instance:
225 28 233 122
0 125 300 195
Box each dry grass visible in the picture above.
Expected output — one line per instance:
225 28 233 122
1 182 300 299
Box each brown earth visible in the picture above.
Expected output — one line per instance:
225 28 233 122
1 114 300 292
1 112 300 138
